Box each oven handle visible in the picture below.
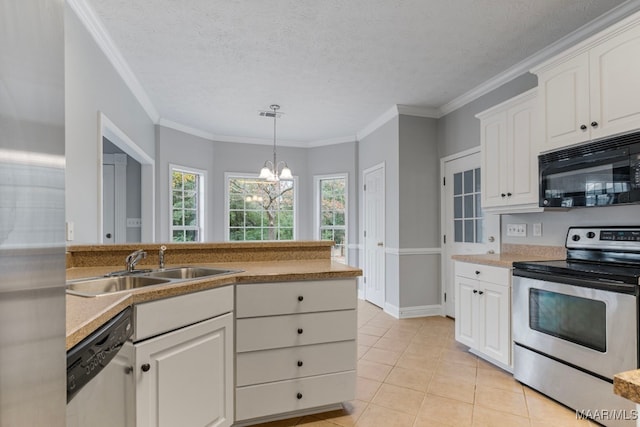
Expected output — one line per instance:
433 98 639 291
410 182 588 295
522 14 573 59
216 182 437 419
513 269 638 295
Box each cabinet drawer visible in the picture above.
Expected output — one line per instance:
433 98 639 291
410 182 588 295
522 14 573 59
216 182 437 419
236 310 357 352
133 285 233 342
455 261 510 285
236 340 356 386
236 279 356 318
235 371 356 421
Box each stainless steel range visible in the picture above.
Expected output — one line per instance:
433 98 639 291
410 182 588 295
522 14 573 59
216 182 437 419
513 226 640 427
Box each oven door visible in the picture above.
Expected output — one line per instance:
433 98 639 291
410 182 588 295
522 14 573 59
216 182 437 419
513 274 637 380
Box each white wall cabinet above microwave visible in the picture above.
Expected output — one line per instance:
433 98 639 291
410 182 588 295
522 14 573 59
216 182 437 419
476 89 541 214
532 13 640 153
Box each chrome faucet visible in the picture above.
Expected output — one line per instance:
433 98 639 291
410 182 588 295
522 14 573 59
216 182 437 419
158 245 167 270
125 249 147 273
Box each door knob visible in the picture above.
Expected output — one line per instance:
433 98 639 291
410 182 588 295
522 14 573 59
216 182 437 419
141 363 150 372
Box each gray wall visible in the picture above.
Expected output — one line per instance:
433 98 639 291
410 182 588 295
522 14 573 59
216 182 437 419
65 5 155 243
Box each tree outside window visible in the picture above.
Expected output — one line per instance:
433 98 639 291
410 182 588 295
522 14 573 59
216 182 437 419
228 176 295 241
171 167 204 242
318 176 347 263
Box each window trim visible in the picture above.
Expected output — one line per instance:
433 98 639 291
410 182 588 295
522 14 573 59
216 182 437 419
169 163 206 242
313 173 348 264
224 172 298 242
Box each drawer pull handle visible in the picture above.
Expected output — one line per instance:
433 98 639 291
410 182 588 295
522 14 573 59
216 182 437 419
297 393 303 399
298 295 304 302
473 289 478 294
297 328 304 334
141 363 150 373
478 290 484 295
297 360 303 367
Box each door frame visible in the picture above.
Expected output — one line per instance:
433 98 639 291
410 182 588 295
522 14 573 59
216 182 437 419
98 112 155 242
440 147 480 317
361 162 385 307
103 153 127 243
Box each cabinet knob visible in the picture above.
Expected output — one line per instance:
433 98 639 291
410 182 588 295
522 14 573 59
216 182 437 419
500 193 506 198
298 295 304 302
580 124 587 130
297 328 304 334
105 233 112 239
591 121 598 128
475 270 480 275
478 290 484 295
296 393 303 400
297 360 303 367
141 363 150 372
507 192 512 197
473 289 478 294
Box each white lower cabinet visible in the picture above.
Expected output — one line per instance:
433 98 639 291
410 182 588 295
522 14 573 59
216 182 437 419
454 261 511 368
235 279 358 423
127 286 234 427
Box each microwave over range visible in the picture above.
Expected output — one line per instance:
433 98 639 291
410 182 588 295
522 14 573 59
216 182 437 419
539 130 640 208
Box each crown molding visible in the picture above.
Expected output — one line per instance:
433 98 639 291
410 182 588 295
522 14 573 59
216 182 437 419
397 105 441 118
356 105 399 141
67 0 160 123
158 119 309 148
438 0 640 116
307 135 358 148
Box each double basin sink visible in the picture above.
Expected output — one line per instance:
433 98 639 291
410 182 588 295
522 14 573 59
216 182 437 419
66 267 242 297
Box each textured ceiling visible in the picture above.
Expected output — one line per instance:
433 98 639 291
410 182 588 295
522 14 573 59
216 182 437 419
87 0 628 144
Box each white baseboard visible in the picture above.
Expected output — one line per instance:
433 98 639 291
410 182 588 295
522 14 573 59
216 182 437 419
383 302 444 319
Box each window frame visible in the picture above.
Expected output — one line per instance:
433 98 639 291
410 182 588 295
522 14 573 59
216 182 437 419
224 172 298 242
169 164 206 242
313 173 348 264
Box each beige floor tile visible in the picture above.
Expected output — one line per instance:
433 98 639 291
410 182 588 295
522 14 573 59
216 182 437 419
471 405 530 427
357 345 370 359
361 347 403 366
524 387 590 426
403 341 445 358
409 334 451 348
383 327 419 341
357 359 393 382
311 400 368 427
355 377 382 402
355 403 416 427
374 336 412 352
365 318 397 329
440 348 478 367
371 383 425 416
475 385 528 417
427 374 476 404
396 352 440 372
475 366 522 393
415 393 473 427
358 333 380 347
435 360 477 385
385 366 433 392
358 325 389 337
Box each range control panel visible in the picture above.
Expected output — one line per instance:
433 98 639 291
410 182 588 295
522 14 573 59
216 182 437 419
566 227 640 250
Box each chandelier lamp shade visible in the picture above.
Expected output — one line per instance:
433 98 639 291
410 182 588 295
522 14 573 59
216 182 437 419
259 104 293 181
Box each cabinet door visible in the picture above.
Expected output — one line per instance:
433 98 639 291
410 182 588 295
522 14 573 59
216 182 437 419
454 275 478 349
590 24 640 139
477 282 510 366
480 111 508 208
507 98 538 206
135 313 234 427
538 52 590 151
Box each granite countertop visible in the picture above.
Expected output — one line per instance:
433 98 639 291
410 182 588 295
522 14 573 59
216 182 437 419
66 259 362 350
614 370 640 404
451 244 566 268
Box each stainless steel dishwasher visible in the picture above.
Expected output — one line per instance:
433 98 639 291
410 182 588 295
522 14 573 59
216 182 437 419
66 307 134 427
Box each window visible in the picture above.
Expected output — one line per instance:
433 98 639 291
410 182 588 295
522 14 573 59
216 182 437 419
226 174 296 241
453 168 483 243
170 165 205 242
316 175 347 263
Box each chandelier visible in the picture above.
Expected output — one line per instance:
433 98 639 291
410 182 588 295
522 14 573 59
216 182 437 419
259 104 292 181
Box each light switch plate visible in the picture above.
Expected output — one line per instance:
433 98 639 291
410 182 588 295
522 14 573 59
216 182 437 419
506 223 527 237
532 223 542 237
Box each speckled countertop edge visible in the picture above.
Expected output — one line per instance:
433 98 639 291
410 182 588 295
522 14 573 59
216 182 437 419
66 259 362 350
451 244 566 268
614 370 640 404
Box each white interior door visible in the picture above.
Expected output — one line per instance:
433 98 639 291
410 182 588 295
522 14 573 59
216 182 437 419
363 164 385 308
103 164 115 243
442 151 500 317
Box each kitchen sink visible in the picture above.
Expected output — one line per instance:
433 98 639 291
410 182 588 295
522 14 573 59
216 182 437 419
66 276 172 297
145 267 241 280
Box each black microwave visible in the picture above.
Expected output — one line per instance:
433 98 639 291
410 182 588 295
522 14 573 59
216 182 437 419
539 131 640 208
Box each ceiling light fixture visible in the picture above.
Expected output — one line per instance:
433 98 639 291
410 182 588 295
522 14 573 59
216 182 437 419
259 104 292 181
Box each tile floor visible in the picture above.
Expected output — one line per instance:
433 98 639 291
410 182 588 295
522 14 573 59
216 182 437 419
248 300 599 427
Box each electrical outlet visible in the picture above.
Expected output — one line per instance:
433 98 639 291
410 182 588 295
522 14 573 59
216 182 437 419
506 223 527 237
127 218 142 227
66 221 74 241
533 223 542 237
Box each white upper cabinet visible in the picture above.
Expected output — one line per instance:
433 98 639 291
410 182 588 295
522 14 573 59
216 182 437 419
477 89 540 213
533 13 640 152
